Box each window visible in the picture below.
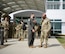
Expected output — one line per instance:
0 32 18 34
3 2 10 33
15 17 21 24
55 31 61 33
35 17 41 25
47 0 60 1
54 19 61 21
54 0 60 1
47 0 53 1
54 4 60 9
47 3 60 9
23 17 29 19
47 3 53 9
50 19 53 21
46 0 60 9
54 22 61 29
50 19 62 35
63 4 65 9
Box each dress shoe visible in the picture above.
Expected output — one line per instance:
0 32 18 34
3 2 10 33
29 46 35 48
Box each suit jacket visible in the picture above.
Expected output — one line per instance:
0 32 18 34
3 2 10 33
28 18 35 32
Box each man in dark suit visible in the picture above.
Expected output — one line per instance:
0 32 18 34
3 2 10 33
28 13 36 48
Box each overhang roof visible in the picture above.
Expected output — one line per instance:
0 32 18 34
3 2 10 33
0 0 45 14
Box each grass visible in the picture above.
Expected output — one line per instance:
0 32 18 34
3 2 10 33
56 36 65 49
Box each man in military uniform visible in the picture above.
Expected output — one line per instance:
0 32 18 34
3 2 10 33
40 13 51 48
12 22 16 38
15 21 23 41
1 16 9 42
20 20 24 40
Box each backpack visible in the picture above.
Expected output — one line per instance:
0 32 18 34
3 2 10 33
22 23 26 30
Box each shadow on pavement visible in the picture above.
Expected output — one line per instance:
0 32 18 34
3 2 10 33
0 44 12 49
48 44 60 47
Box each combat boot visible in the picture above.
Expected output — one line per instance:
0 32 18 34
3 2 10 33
39 42 43 47
44 44 47 48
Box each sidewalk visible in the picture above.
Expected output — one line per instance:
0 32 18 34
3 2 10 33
0 37 65 54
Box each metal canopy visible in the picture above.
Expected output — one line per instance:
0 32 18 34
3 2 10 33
0 0 45 14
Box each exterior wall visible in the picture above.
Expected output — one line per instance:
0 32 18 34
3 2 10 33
46 10 65 34
46 0 65 34
46 10 65 22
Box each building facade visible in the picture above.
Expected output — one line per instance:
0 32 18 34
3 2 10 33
46 0 65 35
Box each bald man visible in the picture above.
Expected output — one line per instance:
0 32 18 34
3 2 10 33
40 13 51 48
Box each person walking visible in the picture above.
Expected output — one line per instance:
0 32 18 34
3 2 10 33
40 13 51 48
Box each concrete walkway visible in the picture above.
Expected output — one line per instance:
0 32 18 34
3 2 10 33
0 37 65 54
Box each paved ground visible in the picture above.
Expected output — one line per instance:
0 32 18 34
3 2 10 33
0 37 65 54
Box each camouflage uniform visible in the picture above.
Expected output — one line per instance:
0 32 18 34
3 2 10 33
15 23 23 40
41 18 51 46
1 20 9 42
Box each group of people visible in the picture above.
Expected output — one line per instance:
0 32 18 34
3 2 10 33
0 13 51 48
15 20 27 41
28 13 51 48
0 15 27 42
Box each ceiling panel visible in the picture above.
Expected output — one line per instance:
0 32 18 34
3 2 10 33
3 7 11 10
0 0 45 13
